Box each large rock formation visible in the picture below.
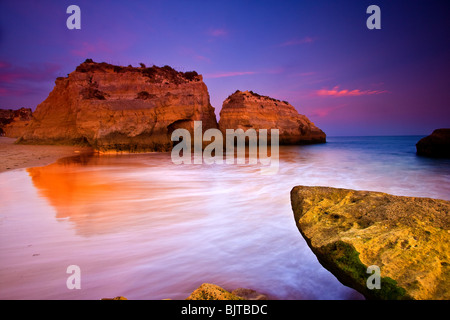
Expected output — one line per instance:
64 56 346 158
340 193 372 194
290 186 450 300
19 60 218 152
416 129 450 158
218 90 326 144
0 108 32 138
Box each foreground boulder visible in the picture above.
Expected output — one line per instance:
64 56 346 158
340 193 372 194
416 129 450 158
0 108 32 138
19 60 218 152
186 283 243 300
98 284 267 300
218 90 326 144
290 186 450 300
185 283 267 300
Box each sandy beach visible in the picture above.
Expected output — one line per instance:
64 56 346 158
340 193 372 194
0 137 93 173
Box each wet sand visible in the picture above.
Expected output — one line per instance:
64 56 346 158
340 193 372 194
0 137 93 173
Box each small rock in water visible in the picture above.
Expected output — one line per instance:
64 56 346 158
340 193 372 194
186 283 242 300
416 128 450 158
186 283 267 300
231 288 268 300
101 296 128 300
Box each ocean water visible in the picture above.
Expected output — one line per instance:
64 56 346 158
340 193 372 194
0 136 449 300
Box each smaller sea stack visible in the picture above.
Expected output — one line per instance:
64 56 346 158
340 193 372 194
218 90 326 145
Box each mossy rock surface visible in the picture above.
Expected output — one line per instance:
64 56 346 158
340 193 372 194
290 186 450 300
101 296 128 300
186 283 243 300
318 241 410 300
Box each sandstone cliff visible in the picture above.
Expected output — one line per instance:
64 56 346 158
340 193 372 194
218 90 326 144
19 60 218 152
0 108 32 138
416 129 450 158
290 186 450 300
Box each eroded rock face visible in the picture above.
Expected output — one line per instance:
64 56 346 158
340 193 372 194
19 60 218 151
0 108 32 138
416 129 450 158
218 90 326 144
290 186 450 300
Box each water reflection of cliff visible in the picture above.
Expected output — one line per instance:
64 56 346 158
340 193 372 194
26 152 201 236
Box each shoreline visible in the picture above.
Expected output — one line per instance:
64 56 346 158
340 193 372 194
0 137 94 173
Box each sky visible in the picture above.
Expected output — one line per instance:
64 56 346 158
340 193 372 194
0 0 449 136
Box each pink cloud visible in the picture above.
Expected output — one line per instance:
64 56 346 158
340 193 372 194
288 71 316 77
71 41 114 57
279 37 314 47
178 47 211 63
0 61 62 83
0 61 63 102
194 54 211 63
264 67 286 74
205 71 256 79
315 86 387 97
208 28 228 37
298 71 316 76
310 104 349 117
0 86 38 97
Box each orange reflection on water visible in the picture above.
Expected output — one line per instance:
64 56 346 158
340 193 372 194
26 153 198 236
28 156 117 212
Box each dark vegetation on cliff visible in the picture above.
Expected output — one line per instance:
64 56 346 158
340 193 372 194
75 59 202 84
231 90 289 105
0 108 32 136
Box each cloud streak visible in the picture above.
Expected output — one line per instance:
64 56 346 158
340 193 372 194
278 37 314 47
205 71 256 79
315 86 387 97
207 28 228 37
0 61 62 84
310 104 349 117
71 41 114 57
178 47 211 63
0 61 62 101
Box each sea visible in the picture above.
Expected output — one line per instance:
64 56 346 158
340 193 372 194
1 136 449 300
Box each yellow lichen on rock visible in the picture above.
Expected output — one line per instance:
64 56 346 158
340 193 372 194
101 296 128 300
291 186 450 300
186 283 244 300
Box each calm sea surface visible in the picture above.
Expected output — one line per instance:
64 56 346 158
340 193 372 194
1 136 449 300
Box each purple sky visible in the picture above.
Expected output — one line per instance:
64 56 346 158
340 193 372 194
1 0 449 136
